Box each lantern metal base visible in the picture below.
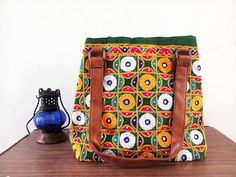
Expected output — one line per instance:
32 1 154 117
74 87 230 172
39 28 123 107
36 130 67 144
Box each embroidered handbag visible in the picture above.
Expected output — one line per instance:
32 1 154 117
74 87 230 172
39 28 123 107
69 36 207 167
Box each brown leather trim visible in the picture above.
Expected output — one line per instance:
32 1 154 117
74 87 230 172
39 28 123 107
169 48 190 159
88 47 105 153
88 47 191 167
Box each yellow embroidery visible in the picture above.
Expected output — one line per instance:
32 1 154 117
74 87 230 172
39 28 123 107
102 113 117 129
140 152 155 159
76 77 82 91
72 144 81 160
191 96 203 111
118 94 135 111
139 74 156 91
158 132 171 148
158 57 172 73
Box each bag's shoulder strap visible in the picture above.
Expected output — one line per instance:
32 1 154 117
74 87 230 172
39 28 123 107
88 47 191 167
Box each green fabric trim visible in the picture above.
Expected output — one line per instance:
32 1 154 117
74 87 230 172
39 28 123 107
85 36 197 46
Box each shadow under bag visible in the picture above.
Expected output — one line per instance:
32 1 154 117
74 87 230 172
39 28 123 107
70 36 207 167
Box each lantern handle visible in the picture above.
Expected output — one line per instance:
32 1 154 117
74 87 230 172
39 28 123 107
58 91 71 129
26 96 40 134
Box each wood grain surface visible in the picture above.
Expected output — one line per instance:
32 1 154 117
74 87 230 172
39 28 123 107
0 126 236 177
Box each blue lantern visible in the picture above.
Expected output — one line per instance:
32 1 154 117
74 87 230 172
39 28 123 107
26 88 70 144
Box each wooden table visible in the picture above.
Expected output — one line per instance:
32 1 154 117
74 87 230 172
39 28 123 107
0 126 235 177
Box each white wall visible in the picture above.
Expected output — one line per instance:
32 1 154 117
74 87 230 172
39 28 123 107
0 0 236 153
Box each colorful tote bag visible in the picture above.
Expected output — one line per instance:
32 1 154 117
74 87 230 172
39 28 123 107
69 36 207 167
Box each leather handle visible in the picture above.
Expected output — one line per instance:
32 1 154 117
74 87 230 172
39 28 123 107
88 47 191 167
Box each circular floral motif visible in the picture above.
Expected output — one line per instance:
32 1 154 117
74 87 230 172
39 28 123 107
139 113 156 131
121 56 137 72
192 60 201 76
76 77 82 91
120 132 136 149
118 94 135 111
191 96 203 111
139 74 156 91
102 113 117 129
103 149 116 156
158 57 172 73
139 152 155 159
85 94 90 108
190 130 203 145
157 131 171 148
103 75 117 91
158 94 173 110
72 111 86 125
176 149 193 161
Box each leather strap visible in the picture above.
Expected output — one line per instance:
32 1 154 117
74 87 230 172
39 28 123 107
88 47 191 167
